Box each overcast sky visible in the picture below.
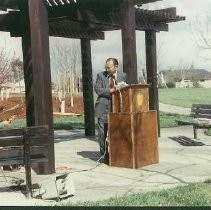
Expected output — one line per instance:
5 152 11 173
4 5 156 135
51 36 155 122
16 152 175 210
91 0 211 72
1 0 211 73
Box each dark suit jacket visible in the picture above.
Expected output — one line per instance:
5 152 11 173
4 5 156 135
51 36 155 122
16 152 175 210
94 71 127 119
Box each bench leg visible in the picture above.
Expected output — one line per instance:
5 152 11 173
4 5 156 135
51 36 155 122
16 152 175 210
25 162 32 198
193 126 197 139
24 135 32 198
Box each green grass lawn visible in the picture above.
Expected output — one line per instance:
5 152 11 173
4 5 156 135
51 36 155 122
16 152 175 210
10 113 191 129
65 181 211 206
159 112 192 128
159 88 211 107
11 116 86 130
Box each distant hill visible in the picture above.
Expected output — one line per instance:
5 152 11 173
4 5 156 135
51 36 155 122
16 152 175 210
160 69 211 82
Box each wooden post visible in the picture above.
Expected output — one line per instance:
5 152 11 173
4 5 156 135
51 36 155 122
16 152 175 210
28 0 55 173
120 0 138 84
21 5 35 127
22 35 35 127
145 30 160 136
80 39 95 136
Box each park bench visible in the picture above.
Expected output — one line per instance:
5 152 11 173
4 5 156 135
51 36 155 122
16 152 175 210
176 104 211 139
0 125 49 198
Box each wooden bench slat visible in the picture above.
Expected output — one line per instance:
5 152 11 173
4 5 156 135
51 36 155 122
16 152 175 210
192 109 211 113
24 126 49 136
191 109 211 114
0 136 23 147
0 128 23 137
0 146 47 160
26 135 49 145
192 104 211 109
0 157 48 166
0 135 49 147
193 114 211 119
0 159 24 165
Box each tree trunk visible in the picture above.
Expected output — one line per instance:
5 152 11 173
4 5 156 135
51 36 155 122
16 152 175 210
61 100 65 114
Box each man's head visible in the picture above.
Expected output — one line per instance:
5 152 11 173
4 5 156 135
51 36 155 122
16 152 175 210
105 58 118 76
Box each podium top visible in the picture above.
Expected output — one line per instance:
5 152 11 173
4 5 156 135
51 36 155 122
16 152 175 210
115 84 149 92
111 84 149 113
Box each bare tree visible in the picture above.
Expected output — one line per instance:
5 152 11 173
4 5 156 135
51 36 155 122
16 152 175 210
191 14 211 64
0 48 12 85
137 41 166 85
50 38 81 113
177 60 193 81
10 58 24 101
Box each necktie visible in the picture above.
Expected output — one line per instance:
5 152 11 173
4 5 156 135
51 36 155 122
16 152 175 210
109 75 115 88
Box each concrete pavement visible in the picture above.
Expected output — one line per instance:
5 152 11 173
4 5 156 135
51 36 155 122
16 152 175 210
0 126 211 206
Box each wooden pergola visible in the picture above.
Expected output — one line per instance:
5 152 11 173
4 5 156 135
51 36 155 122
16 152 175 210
0 0 185 174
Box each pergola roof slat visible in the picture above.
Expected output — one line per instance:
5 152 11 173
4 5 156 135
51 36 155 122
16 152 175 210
47 0 59 6
0 0 18 9
0 1 185 37
0 0 161 10
136 8 185 23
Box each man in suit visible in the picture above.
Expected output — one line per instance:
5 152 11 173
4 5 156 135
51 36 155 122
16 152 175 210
94 58 127 163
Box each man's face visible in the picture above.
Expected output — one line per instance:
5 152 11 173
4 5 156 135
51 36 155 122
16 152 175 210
105 60 117 75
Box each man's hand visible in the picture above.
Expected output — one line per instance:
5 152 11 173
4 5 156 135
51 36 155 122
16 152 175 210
110 87 116 93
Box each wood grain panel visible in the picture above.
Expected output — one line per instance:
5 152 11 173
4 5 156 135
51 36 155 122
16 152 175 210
108 113 133 168
134 111 159 167
108 111 158 168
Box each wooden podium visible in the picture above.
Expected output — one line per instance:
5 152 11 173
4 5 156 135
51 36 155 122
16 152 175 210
108 84 159 168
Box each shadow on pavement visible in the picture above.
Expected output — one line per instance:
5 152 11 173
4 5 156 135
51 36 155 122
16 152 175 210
77 151 101 161
54 129 97 143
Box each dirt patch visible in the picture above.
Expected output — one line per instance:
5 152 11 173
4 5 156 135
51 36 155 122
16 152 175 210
0 97 26 119
53 96 84 114
0 96 84 119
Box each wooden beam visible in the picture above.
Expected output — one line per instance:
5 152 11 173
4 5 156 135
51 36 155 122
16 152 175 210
28 0 55 174
0 0 18 9
145 30 160 136
49 20 105 40
136 15 168 31
0 0 161 9
22 31 35 127
0 11 19 33
0 8 175 36
154 7 176 18
0 12 105 39
120 0 138 84
47 7 170 32
0 7 7 11
45 0 161 9
80 39 95 136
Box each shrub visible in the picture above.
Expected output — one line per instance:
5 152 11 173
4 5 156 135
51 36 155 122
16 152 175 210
166 81 175 88
192 81 201 88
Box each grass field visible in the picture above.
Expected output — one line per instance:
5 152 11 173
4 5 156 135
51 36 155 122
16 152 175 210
11 116 86 129
159 88 211 107
159 112 192 128
11 112 191 129
69 181 211 206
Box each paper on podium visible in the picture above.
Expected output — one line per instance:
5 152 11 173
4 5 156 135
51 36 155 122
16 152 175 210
116 81 128 90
